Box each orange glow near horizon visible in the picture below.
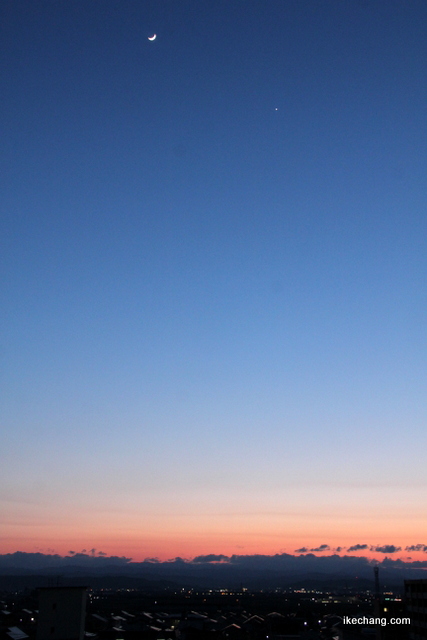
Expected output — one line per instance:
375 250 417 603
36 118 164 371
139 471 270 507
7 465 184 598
3 487 426 562
2 528 427 563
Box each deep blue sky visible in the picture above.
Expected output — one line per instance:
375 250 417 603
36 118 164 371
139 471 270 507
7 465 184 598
1 0 426 559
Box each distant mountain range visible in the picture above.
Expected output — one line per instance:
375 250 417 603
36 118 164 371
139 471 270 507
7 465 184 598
0 551 425 591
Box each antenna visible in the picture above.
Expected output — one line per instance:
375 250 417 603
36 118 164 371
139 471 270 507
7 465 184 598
374 566 380 601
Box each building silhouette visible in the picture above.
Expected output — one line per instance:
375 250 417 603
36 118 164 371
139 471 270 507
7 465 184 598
405 579 427 640
36 587 87 640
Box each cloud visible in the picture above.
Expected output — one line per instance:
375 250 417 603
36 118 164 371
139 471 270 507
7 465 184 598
3 551 427 586
0 551 132 571
405 544 427 553
370 545 401 554
192 554 230 563
310 544 330 552
404 560 427 568
295 545 331 553
166 557 187 564
348 544 369 552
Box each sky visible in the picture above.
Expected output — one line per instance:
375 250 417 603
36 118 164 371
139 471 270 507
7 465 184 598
1 0 426 563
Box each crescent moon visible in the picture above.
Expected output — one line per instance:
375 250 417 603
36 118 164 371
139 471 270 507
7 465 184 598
148 34 157 41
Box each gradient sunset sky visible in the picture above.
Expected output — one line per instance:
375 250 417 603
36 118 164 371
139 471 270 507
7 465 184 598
1 0 426 562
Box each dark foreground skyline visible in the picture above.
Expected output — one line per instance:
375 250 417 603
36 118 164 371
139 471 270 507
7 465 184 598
1 551 427 592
